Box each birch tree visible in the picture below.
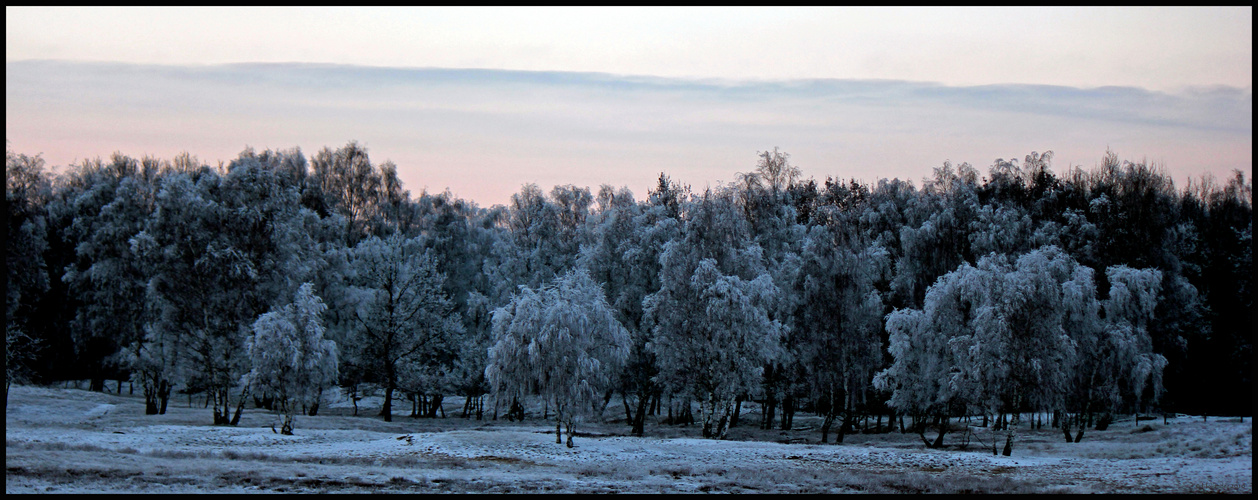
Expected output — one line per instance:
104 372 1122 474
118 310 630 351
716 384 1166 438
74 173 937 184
347 233 461 422
485 269 631 447
242 283 338 434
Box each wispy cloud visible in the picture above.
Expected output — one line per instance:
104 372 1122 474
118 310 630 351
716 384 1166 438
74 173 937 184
6 60 1251 205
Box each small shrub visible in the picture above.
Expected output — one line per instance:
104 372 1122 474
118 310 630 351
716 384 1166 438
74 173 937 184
659 464 693 478
575 466 602 478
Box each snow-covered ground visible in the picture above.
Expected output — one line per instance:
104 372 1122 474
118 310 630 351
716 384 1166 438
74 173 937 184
6 384 1251 493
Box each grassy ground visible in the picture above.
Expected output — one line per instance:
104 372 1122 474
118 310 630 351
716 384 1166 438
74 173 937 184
5 384 1251 493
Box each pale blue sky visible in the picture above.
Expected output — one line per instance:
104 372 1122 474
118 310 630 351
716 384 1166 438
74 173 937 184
6 7 1252 205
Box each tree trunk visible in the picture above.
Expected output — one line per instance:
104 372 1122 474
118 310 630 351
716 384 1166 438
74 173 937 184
507 397 524 421
730 394 743 428
144 380 160 415
307 400 319 417
631 392 649 437
565 418 575 448
715 400 734 439
600 388 614 418
381 385 394 422
1001 432 1013 456
281 400 295 435
931 420 947 449
920 414 947 448
230 387 249 426
762 394 776 430
211 388 230 425
426 394 444 418
623 392 634 424
556 419 563 444
700 397 714 438
1062 413 1075 442
780 395 794 430
820 410 835 444
837 408 853 444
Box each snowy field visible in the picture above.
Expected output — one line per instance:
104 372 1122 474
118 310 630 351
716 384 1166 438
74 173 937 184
6 384 1251 493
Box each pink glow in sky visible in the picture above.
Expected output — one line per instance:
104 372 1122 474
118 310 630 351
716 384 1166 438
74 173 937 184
6 8 1252 206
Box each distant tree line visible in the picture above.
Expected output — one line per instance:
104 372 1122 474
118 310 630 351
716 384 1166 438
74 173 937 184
5 142 1251 450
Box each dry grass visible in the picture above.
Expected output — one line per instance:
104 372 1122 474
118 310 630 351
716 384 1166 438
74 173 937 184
6 384 1251 494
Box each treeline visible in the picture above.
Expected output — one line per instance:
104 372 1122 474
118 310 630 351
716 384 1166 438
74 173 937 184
5 143 1251 446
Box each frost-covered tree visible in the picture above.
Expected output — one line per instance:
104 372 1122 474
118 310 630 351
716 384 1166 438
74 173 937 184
131 170 239 423
1060 265 1166 442
485 269 630 447
46 154 158 392
6 148 51 407
644 189 784 439
736 152 809 431
877 247 1084 453
754 147 801 196
308 141 382 243
347 233 462 422
890 163 978 309
241 283 338 434
795 212 889 443
578 184 672 436
132 155 318 425
63 168 160 409
875 263 984 449
647 259 783 439
877 245 1169 453
407 190 500 418
644 191 784 439
968 203 1037 257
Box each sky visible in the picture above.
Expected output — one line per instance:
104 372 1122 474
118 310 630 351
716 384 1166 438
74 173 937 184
6 7 1252 206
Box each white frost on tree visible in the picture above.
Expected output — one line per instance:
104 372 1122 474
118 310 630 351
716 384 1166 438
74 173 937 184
643 189 784 440
795 213 889 443
347 233 462 422
878 247 1082 453
241 283 338 435
877 246 1170 453
646 258 784 440
485 269 631 447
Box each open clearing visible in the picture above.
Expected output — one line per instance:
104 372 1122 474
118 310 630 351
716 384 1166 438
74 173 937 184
5 384 1251 493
